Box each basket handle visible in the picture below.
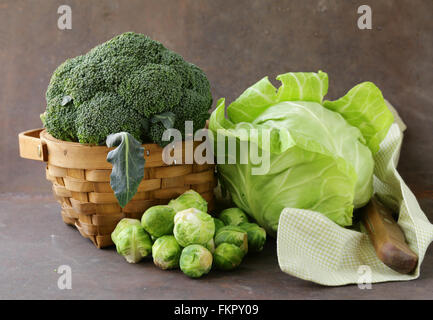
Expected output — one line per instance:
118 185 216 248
18 128 48 162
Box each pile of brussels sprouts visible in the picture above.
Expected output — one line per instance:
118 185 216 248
111 190 267 278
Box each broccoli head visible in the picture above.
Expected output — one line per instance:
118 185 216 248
43 32 212 145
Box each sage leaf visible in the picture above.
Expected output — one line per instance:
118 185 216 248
106 132 145 207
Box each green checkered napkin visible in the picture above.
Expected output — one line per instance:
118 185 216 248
277 102 433 286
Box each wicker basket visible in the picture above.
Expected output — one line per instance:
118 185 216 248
18 128 216 248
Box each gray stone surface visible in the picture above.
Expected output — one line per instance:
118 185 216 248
1 193 432 300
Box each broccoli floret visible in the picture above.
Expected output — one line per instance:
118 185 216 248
149 89 211 146
64 57 107 105
161 50 194 89
189 64 213 102
76 92 143 145
43 32 212 146
101 56 143 89
46 55 84 104
43 96 78 142
91 32 165 64
118 64 183 117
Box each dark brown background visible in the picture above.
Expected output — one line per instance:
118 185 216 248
1 0 432 198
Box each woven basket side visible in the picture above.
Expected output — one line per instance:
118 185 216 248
48 162 216 248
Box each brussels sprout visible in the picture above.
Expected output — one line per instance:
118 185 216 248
214 225 248 256
112 222 152 263
111 218 141 244
168 189 208 213
152 235 182 270
141 205 176 238
213 218 225 233
219 208 249 226
239 222 266 252
214 243 244 270
204 237 215 254
173 208 215 247
180 244 213 278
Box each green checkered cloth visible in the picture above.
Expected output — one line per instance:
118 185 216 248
277 102 433 286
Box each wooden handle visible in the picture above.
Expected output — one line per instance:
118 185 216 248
362 197 418 274
18 128 48 162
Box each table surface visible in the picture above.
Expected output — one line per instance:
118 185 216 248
1 193 432 300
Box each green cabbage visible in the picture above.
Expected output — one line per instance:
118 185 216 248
209 71 394 235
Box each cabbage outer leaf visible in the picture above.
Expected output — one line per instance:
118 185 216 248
323 82 394 154
276 71 328 103
227 77 278 123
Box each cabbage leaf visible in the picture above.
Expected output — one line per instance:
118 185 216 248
323 82 394 154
